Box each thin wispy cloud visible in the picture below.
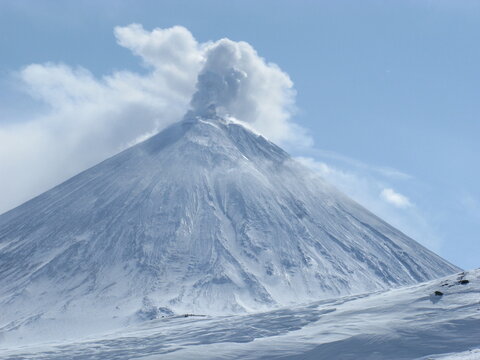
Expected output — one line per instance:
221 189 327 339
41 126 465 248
302 148 412 180
460 194 480 220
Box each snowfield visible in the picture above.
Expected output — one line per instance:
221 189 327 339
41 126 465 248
0 269 478 360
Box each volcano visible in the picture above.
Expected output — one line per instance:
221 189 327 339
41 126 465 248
0 113 459 342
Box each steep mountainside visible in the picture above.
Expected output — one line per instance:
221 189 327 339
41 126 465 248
0 115 459 341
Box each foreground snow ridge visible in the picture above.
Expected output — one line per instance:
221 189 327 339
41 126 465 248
0 269 478 360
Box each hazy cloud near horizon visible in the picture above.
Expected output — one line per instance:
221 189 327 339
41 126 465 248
295 156 441 251
0 24 306 213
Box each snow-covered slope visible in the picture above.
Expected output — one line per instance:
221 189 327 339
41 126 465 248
1 269 478 359
0 114 459 342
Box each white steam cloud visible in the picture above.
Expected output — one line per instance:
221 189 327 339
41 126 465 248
0 24 305 213
188 38 299 143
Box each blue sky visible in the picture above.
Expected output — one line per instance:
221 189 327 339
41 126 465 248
0 0 478 269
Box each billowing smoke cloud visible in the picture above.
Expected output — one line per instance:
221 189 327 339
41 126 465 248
188 38 300 144
117 25 304 143
0 24 307 213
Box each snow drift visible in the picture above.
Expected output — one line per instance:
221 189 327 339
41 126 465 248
1 268 477 359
